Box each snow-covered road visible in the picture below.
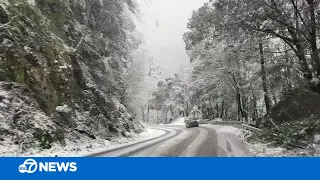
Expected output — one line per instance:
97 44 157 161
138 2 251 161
90 123 252 157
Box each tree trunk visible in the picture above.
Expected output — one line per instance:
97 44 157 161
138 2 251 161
186 102 189 117
141 106 145 122
232 74 245 121
216 102 219 117
224 108 228 119
157 110 159 124
286 27 312 79
210 99 215 119
306 0 320 74
146 103 150 123
170 105 174 116
270 0 312 79
220 100 224 119
242 95 249 122
284 43 293 89
165 109 168 124
248 72 258 122
259 41 272 114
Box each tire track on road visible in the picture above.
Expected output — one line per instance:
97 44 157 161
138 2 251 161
195 126 219 156
133 126 200 156
179 127 208 157
89 128 181 157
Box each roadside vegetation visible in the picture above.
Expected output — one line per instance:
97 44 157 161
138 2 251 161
146 0 320 155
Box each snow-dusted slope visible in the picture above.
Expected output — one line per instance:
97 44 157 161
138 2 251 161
0 0 144 156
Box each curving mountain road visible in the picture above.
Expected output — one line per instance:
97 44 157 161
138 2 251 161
89 124 253 157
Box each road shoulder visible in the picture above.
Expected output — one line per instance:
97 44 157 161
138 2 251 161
202 124 253 156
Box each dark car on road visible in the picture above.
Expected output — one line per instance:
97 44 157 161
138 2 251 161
185 118 199 128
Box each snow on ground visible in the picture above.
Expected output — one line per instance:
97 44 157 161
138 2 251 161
246 143 287 157
170 117 185 125
212 125 288 156
0 137 21 156
213 124 320 156
43 128 164 157
246 143 320 156
0 128 164 157
212 125 243 136
205 124 252 156
212 118 223 122
213 124 287 156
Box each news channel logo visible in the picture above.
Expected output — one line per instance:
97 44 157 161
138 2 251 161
18 159 37 174
18 158 77 173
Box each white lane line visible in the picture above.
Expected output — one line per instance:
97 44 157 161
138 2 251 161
179 127 208 157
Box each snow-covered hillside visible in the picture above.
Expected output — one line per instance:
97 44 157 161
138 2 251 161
0 0 144 156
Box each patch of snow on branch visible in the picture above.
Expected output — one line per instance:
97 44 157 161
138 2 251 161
27 0 36 6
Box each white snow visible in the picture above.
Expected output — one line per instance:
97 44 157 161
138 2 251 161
0 90 9 98
246 143 286 157
27 0 36 6
31 128 164 157
209 124 284 156
213 118 223 122
213 125 243 135
55 105 71 113
179 127 208 156
133 127 189 156
0 102 7 108
0 138 20 157
0 0 9 16
204 124 251 156
210 124 320 157
314 134 320 144
311 77 320 86
170 117 185 125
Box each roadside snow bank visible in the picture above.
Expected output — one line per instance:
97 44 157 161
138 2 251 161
246 143 286 157
212 125 243 136
35 128 165 157
0 128 164 157
170 117 185 125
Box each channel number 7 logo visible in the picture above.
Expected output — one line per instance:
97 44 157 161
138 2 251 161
18 159 38 174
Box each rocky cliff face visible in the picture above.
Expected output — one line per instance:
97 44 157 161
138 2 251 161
0 0 143 155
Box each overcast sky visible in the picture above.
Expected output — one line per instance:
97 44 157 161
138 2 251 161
136 0 208 78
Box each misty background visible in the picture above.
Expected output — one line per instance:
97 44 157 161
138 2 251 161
136 0 207 78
